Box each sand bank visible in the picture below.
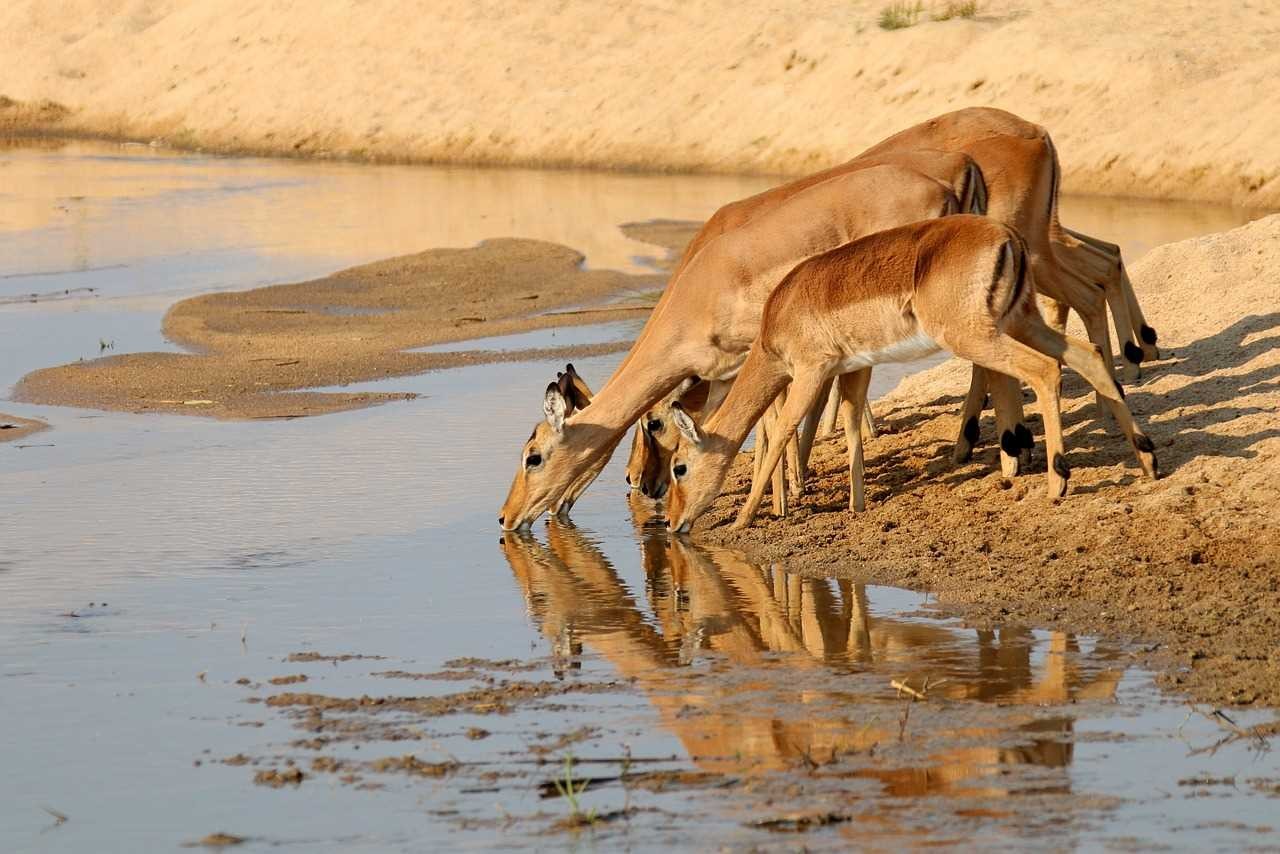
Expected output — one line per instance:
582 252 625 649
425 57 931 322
14 239 660 419
695 214 1280 706
1 1 1277 207
0 413 47 443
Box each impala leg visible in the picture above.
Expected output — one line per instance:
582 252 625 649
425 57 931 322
1065 229 1159 361
736 371 829 528
819 379 841 437
752 410 768 498
796 377 833 483
1119 260 1160 362
1037 256 1118 421
988 370 1030 477
955 336 1069 498
1067 281 1117 421
838 369 872 512
953 365 989 464
862 402 877 439
1013 315 1159 480
786 414 803 499
1103 267 1143 383
1061 252 1143 383
1047 299 1071 335
769 396 788 518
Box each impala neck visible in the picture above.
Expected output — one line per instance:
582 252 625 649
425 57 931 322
703 346 791 452
566 334 697 450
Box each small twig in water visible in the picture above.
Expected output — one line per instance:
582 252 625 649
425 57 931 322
891 679 927 701
41 806 69 826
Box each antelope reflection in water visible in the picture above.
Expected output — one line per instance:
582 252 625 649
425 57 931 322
499 499 1124 796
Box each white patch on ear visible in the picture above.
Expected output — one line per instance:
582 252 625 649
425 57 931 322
543 384 568 434
670 405 702 446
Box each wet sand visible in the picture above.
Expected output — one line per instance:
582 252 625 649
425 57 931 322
2 2 1277 207
0 412 47 443
696 214 1280 707
15 239 661 419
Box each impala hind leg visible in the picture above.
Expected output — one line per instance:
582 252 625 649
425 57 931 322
1013 316 1160 480
952 337 1069 499
952 366 988 464
819 380 841 437
1119 260 1160 362
1060 245 1143 382
1043 263 1117 421
989 371 1032 476
838 369 872 512
1047 300 1072 335
769 396 788 517
1064 228 1159 361
736 370 830 528
796 377 833 485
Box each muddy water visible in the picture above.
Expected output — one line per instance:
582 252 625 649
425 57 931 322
3 140 1278 851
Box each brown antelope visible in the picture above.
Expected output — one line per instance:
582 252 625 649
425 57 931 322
499 163 977 531
620 108 1155 514
619 147 989 499
663 216 1159 534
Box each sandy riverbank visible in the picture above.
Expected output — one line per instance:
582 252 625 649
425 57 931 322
1 1 1277 207
14 239 661 419
694 214 1280 707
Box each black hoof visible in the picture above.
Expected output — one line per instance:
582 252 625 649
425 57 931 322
1000 429 1021 459
1052 453 1071 481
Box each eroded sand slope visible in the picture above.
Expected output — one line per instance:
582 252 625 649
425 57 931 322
699 214 1280 706
2 0 1277 205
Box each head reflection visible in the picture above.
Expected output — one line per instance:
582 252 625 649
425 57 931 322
498 512 1124 794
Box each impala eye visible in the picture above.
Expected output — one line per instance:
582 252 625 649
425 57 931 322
646 418 663 434
525 452 543 468
673 463 687 478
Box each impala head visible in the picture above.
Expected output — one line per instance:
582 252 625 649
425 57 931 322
664 403 735 535
636 403 683 499
499 369 590 531
626 377 703 499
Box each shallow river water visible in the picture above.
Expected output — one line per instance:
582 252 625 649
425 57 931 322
2 140 1277 852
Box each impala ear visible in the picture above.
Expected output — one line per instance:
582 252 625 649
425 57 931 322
670 401 702 446
544 382 569 433
557 366 592 413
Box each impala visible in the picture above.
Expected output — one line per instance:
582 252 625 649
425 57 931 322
498 163 972 531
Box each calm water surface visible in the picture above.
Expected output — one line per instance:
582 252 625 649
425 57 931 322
1 141 1276 852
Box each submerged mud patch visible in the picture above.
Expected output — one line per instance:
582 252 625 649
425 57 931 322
15 239 659 419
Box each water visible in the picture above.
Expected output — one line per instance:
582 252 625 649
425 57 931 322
2 140 1276 852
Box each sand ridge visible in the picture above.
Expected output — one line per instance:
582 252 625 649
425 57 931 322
0 413 48 443
692 214 1280 707
1 1 1277 206
14 238 662 419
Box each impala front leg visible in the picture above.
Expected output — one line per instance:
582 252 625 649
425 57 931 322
838 369 872 512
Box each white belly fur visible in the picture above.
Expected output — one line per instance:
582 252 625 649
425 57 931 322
835 330 941 373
